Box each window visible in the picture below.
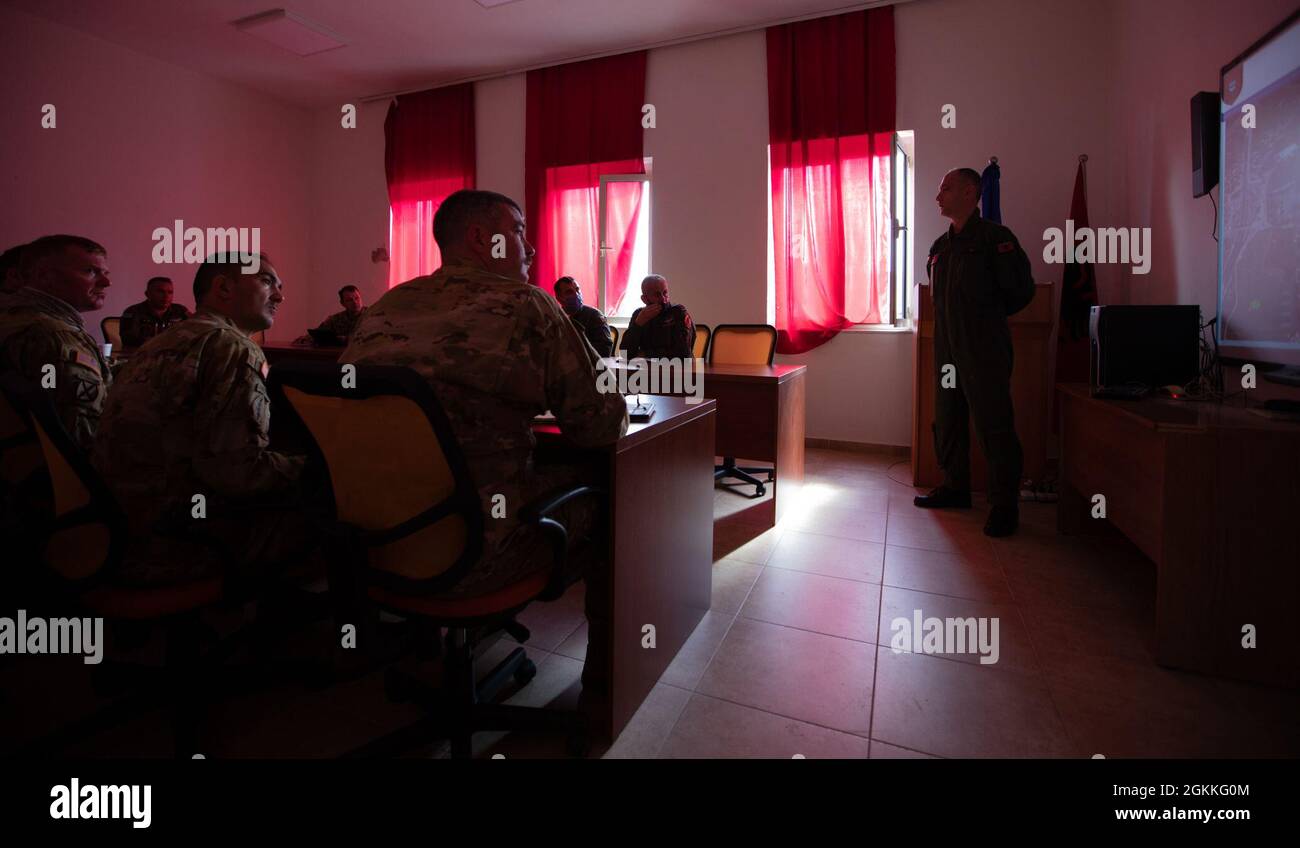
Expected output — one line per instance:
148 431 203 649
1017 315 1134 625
766 131 911 331
542 161 650 320
889 130 915 325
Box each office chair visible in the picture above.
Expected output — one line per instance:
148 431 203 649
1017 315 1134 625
608 325 621 356
0 375 243 758
709 324 778 498
693 324 711 361
269 362 600 758
100 317 122 352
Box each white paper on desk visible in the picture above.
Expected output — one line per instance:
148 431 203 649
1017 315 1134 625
533 410 557 424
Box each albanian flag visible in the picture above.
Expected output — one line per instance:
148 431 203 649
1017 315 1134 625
1057 159 1097 384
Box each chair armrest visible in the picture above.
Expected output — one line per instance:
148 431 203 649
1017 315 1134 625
518 484 605 602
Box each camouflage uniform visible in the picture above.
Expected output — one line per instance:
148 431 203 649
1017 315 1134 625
342 262 628 598
621 303 695 359
567 305 613 358
92 309 309 586
315 307 367 340
119 301 189 349
0 286 111 452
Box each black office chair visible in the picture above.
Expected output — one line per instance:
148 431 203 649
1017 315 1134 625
0 374 246 758
709 324 779 498
269 362 602 758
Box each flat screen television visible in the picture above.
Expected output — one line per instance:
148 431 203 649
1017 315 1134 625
1216 8 1300 384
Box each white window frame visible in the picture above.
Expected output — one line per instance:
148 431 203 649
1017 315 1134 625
597 172 651 319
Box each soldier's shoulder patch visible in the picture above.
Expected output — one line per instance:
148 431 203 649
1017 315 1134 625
997 241 1016 253
70 349 99 370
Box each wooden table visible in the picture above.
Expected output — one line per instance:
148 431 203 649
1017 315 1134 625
1057 383 1299 688
261 341 346 366
702 364 805 526
535 395 716 738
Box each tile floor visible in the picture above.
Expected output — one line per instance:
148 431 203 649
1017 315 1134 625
15 447 1298 759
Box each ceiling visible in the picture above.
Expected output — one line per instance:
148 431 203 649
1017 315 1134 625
4 0 897 107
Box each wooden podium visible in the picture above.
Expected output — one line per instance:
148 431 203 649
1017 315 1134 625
912 282 1055 490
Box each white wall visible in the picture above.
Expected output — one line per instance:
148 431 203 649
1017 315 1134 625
0 3 314 340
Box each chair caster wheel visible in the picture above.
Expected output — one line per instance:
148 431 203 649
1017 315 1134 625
513 659 537 686
755 485 766 497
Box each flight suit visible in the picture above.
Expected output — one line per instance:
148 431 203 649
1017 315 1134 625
926 210 1035 507
92 310 309 585
567 304 613 358
0 287 111 452
621 303 695 359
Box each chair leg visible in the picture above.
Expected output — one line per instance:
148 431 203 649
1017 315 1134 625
714 457 771 498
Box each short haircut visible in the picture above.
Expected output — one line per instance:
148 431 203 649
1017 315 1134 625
553 276 577 293
953 168 982 192
193 252 273 305
433 189 522 251
146 276 172 289
641 274 668 292
338 284 359 298
19 234 106 276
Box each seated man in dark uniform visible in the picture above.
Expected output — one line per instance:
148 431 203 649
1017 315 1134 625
620 274 695 359
553 275 613 357
120 276 190 349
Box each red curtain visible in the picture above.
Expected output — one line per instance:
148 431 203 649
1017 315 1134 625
385 84 476 287
767 8 896 354
526 52 647 294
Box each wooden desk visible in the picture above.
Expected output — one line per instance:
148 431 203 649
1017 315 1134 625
913 282 1054 489
535 395 716 739
703 364 806 526
261 341 345 366
1057 383 1299 688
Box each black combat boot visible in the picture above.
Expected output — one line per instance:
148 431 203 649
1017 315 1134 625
913 486 972 509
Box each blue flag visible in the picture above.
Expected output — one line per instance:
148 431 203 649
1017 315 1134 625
981 161 1001 224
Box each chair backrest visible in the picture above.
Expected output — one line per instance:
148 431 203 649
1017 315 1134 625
708 324 777 365
101 317 122 351
269 362 483 591
692 324 711 360
608 325 621 355
0 375 122 586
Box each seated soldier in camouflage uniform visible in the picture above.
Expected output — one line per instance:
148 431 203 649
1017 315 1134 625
0 234 113 452
119 276 190 349
620 274 696 359
295 284 366 345
342 189 628 700
93 253 312 586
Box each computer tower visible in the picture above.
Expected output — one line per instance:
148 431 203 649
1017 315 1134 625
1089 305 1201 393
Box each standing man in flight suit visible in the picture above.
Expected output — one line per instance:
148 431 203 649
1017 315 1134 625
914 168 1035 537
